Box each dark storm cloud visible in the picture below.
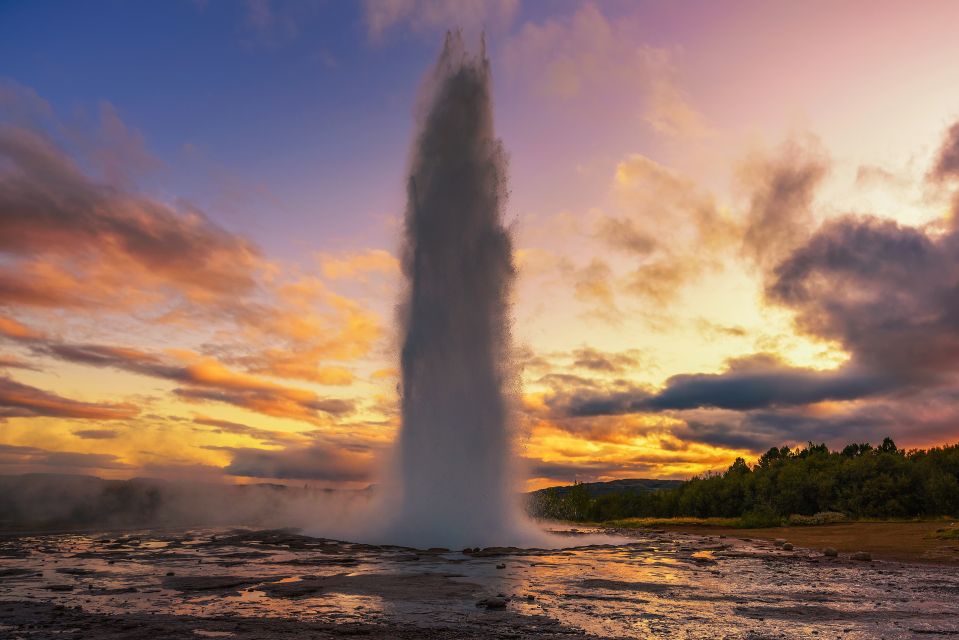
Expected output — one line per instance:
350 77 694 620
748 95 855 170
768 215 959 378
536 371 652 418
642 361 891 412
670 418 770 451
741 136 828 270
932 121 959 181
0 376 138 420
552 384 650 417
667 409 877 451
676 383 959 452
542 122 959 454
548 355 891 417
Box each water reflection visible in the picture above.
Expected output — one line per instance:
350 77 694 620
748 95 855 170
1 527 958 639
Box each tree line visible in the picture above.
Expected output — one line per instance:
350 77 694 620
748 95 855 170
527 439 959 524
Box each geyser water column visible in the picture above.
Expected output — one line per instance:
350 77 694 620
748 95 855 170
385 33 533 549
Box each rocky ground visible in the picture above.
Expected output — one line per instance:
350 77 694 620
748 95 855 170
2 527 959 639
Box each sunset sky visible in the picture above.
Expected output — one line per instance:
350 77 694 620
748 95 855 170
3 0 959 490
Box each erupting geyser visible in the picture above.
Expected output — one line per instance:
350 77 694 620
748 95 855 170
382 33 540 549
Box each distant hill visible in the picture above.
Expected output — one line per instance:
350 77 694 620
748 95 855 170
530 478 683 498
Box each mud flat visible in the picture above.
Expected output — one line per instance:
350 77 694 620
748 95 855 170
2 527 959 639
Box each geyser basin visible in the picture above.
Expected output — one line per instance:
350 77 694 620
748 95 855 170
4 527 959 639
381 33 543 549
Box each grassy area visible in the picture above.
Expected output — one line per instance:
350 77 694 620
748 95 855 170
601 519 959 565
604 516 748 529
604 514 953 530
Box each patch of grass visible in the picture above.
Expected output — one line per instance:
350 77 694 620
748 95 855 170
738 508 782 528
786 511 849 526
604 510 851 529
603 516 770 529
932 525 959 540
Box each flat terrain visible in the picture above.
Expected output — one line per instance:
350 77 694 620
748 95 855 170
610 520 959 565
3 526 959 639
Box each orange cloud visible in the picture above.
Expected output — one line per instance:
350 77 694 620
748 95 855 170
231 279 382 384
0 96 386 426
4 332 356 426
597 153 741 303
0 354 37 371
0 315 43 340
174 356 355 423
191 415 307 446
0 376 138 420
0 129 263 318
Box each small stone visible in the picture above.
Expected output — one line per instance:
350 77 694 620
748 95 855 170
823 547 838 557
782 543 794 551
484 596 507 609
495 563 506 569
852 551 872 561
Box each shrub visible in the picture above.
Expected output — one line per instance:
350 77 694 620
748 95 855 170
787 511 849 526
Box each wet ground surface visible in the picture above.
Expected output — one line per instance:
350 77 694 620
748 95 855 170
1 527 959 639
